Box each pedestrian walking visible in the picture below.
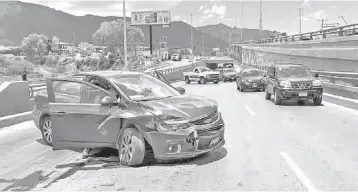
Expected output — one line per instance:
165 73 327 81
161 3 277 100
22 70 28 81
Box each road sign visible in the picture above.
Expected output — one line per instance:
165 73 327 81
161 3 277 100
131 10 171 26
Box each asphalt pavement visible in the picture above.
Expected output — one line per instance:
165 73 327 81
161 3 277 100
1 81 358 191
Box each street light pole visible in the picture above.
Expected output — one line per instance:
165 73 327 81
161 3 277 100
123 0 128 69
240 0 244 41
299 8 302 33
190 13 194 66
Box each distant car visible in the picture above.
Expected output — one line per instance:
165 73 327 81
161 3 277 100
264 63 323 105
172 54 181 61
220 68 237 82
33 70 225 166
236 68 266 92
183 67 220 84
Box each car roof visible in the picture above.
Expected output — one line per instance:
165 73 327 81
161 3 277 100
74 70 144 78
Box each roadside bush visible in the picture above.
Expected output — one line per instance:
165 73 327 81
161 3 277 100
0 55 34 76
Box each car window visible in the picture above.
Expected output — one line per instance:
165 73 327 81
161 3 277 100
276 66 311 78
53 81 110 104
88 77 118 97
110 74 181 101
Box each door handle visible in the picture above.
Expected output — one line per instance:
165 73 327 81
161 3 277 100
54 111 67 117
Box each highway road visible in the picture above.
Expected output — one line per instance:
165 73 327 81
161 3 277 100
1 81 358 191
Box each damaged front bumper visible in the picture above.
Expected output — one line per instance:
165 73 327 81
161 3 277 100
145 113 225 161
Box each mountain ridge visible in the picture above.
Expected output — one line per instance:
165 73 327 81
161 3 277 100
0 1 278 52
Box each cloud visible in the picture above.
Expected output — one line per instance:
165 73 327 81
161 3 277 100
172 16 180 21
301 10 327 21
201 13 214 19
301 0 310 8
199 3 226 20
197 5 205 12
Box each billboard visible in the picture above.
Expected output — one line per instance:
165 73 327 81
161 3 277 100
131 10 171 26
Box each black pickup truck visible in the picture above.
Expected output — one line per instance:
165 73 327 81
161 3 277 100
264 63 323 105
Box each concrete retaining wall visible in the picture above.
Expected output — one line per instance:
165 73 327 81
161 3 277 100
241 46 358 72
0 81 32 117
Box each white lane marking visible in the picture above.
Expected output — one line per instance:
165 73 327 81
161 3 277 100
244 105 255 116
280 151 319 192
0 111 32 121
323 101 358 117
324 93 358 103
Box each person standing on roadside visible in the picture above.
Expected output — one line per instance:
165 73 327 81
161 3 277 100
22 70 28 81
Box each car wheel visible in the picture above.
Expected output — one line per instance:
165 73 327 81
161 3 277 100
265 87 271 100
118 128 146 166
185 77 190 84
273 89 281 105
214 81 219 84
239 84 244 92
200 77 206 84
41 116 53 146
313 96 322 105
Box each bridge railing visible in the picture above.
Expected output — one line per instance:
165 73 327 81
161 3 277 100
237 23 358 45
240 63 358 87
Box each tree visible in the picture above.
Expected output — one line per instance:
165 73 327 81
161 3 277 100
92 19 145 69
52 36 60 44
78 42 95 56
21 34 48 61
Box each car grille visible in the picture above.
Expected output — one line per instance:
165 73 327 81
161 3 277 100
207 74 220 79
197 125 223 135
191 111 219 125
292 83 311 89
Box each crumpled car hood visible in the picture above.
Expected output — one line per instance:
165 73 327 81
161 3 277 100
139 95 217 120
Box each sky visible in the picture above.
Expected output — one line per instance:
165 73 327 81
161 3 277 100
19 0 358 35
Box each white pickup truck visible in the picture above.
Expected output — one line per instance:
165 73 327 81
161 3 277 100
183 66 220 84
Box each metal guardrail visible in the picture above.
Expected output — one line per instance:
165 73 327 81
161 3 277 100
234 23 358 45
240 62 358 87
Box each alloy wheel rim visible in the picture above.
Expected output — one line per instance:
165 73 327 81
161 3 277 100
43 119 52 143
120 132 133 164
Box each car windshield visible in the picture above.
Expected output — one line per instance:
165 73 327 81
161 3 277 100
200 68 211 72
110 74 181 101
242 70 263 77
224 69 235 73
276 66 311 78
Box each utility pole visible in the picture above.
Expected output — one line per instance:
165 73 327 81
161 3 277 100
202 32 205 56
240 0 244 41
123 0 128 69
190 14 193 55
299 8 302 33
259 0 263 38
317 18 325 30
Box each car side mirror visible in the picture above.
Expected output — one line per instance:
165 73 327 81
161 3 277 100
314 73 319 78
176 87 186 94
101 96 118 107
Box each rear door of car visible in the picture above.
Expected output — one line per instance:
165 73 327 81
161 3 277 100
46 78 121 150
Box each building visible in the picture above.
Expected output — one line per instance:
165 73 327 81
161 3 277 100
50 42 75 55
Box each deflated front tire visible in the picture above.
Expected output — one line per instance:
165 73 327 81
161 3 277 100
118 128 146 166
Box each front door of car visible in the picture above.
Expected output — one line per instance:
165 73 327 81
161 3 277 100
46 78 125 150
267 68 276 94
193 69 200 80
154 70 170 84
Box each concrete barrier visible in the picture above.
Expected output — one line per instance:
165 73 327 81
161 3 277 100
0 81 32 117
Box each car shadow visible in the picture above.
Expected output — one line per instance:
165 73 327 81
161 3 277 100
49 147 227 185
0 170 54 191
35 139 83 153
269 98 325 107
